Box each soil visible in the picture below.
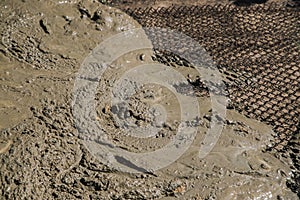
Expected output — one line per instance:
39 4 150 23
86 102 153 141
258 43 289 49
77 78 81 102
0 0 299 199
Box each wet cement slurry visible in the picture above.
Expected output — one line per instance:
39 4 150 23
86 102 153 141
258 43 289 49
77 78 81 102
0 0 299 199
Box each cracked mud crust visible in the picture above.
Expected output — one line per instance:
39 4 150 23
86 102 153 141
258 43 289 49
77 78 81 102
0 0 299 199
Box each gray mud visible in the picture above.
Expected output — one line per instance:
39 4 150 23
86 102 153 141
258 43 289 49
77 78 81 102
0 0 299 199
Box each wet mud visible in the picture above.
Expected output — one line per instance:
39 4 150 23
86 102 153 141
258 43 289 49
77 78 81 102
0 0 299 199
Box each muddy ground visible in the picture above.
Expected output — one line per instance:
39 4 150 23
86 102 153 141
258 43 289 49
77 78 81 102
0 0 299 199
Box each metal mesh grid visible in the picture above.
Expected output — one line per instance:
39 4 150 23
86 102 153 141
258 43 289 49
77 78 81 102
116 3 300 195
124 4 300 149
